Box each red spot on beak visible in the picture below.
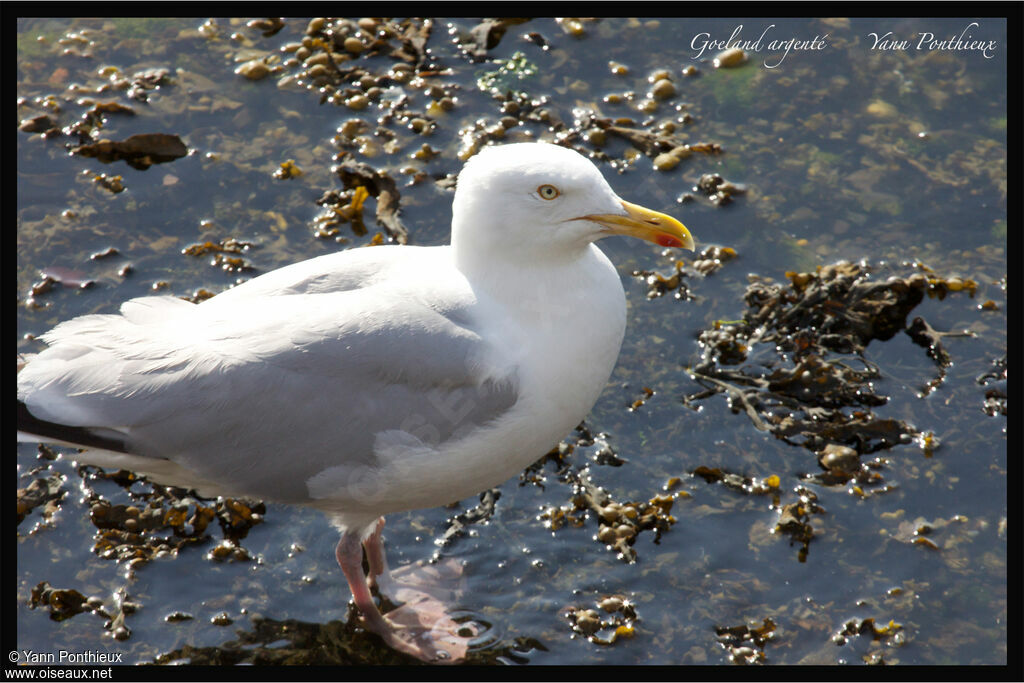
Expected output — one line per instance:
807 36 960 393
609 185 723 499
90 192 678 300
656 234 684 248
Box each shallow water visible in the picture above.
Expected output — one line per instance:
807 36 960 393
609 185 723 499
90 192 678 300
16 17 1007 667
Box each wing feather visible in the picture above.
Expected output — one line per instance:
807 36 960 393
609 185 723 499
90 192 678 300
18 249 519 503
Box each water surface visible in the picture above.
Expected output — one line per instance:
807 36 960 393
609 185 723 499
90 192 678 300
16 17 1007 667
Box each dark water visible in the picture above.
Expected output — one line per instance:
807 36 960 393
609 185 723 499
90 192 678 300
16 17 1007 668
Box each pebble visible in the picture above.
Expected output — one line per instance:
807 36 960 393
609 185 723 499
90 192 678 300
819 444 859 470
306 18 325 35
559 18 585 37
303 52 331 68
575 609 601 634
653 146 692 172
586 128 607 146
651 78 676 100
20 115 56 133
412 144 437 160
235 60 269 80
713 47 747 68
637 99 658 113
306 63 328 79
211 612 233 626
654 153 680 172
343 37 364 55
345 94 369 110
866 100 898 118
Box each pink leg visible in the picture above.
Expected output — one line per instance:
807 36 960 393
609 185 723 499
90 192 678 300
362 517 387 584
335 531 394 637
335 528 469 663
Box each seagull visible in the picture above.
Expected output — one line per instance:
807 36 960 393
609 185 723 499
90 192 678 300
18 141 694 662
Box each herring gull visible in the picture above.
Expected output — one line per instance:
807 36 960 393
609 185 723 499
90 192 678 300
18 141 694 662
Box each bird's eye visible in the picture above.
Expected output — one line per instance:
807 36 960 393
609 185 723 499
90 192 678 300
537 184 560 200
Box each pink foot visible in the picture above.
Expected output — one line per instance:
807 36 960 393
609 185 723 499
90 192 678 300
337 524 477 663
376 558 477 662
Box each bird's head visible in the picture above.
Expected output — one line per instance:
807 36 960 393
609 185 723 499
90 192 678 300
452 142 693 265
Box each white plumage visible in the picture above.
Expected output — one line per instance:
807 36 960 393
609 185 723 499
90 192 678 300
18 142 693 662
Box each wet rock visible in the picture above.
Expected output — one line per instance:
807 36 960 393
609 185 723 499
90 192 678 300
565 594 639 646
211 612 234 626
696 173 746 205
651 78 676 100
236 60 271 80
555 18 586 37
165 611 194 622
715 617 774 663
866 100 898 119
20 114 58 133
343 37 364 55
653 145 691 171
126 68 172 101
89 246 120 260
713 48 747 68
574 609 601 635
817 443 860 471
247 17 284 37
92 172 125 193
73 133 187 170
30 582 91 621
461 18 529 60
17 474 65 524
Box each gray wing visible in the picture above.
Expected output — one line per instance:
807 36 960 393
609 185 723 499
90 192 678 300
18 287 519 504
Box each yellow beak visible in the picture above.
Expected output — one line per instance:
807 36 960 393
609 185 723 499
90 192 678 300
579 200 695 250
